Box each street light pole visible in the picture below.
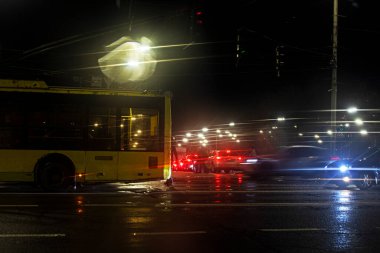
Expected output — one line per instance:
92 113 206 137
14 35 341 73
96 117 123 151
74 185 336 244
331 0 338 155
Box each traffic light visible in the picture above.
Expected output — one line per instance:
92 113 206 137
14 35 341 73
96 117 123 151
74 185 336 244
190 1 205 41
275 45 285 77
236 29 249 69
194 9 204 25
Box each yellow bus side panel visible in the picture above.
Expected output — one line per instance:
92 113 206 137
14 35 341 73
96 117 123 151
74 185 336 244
0 150 86 182
118 152 164 181
84 151 118 181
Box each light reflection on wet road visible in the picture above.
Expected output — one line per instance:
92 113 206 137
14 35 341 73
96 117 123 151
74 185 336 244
1 171 380 252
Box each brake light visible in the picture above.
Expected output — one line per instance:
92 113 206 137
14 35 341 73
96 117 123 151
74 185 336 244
216 156 221 160
238 157 242 160
330 156 340 161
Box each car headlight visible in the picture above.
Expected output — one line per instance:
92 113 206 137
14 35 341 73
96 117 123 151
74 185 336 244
246 159 258 164
339 165 348 173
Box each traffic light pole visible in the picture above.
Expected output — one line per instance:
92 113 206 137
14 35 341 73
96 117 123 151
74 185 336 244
331 0 338 155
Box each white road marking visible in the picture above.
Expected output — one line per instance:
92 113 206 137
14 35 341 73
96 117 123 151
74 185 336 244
0 234 65 238
149 190 340 194
82 202 332 208
158 201 380 208
83 203 136 207
0 205 38 207
259 228 326 232
159 202 332 207
132 231 206 236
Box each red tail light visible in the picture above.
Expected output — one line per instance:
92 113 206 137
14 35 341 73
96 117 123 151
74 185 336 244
330 156 340 161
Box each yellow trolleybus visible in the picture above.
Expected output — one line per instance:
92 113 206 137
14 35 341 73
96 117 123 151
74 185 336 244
0 79 172 191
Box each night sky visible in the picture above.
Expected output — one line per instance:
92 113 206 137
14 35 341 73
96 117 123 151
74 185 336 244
1 0 380 133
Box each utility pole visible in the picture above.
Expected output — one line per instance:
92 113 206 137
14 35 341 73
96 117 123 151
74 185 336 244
115 0 134 32
127 0 134 32
331 0 338 155
275 45 284 78
236 30 240 69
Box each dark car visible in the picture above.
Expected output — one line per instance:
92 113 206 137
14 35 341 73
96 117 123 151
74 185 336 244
240 145 332 179
324 147 380 189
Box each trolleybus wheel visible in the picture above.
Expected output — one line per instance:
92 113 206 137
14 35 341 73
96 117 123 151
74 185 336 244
37 160 74 192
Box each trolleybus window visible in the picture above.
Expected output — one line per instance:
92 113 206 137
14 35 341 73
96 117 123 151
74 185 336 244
121 108 160 151
0 105 24 148
88 107 117 150
27 104 84 150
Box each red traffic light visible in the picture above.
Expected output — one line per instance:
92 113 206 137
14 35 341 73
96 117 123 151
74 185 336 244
194 9 204 25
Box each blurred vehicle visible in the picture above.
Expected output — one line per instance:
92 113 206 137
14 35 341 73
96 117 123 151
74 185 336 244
193 147 211 173
208 149 249 173
240 145 332 178
181 154 199 171
173 154 199 171
324 147 380 190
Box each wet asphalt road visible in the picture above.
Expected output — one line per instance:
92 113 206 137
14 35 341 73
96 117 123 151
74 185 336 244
1 171 380 252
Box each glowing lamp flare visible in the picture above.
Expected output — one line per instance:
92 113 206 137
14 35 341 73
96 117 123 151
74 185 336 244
339 165 348 173
98 36 157 83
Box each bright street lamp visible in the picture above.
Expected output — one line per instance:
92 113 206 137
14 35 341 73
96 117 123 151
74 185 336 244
355 118 363 126
98 36 157 83
347 107 358 114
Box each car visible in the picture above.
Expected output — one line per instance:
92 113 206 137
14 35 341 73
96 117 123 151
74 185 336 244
193 148 211 173
240 145 332 179
172 154 200 172
324 147 380 190
181 154 199 171
207 149 250 173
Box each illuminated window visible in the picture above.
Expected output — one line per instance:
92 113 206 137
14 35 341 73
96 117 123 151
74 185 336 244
121 108 159 151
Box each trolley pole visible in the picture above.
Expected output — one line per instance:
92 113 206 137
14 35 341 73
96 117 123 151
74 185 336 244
331 0 338 156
